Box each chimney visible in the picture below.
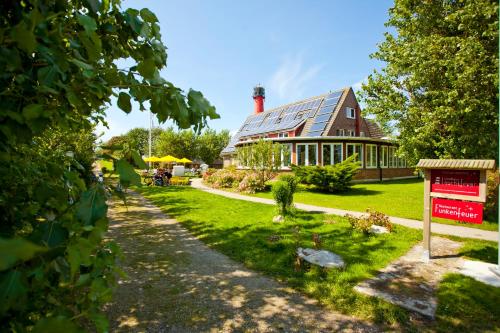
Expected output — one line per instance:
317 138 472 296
253 85 265 114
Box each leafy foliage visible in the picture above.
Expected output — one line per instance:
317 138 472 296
237 139 289 188
346 209 393 234
272 178 297 215
360 0 499 164
0 1 218 331
292 155 360 192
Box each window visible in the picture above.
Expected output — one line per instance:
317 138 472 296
296 143 318 166
348 130 355 137
346 143 363 167
388 146 401 168
281 143 292 167
278 132 288 138
380 146 388 168
336 129 345 136
322 143 343 165
360 131 365 137
366 144 377 168
346 107 356 119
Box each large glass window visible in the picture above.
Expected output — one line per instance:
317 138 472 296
346 143 363 167
322 143 343 165
322 144 331 165
281 143 292 167
297 144 306 166
366 144 377 168
381 146 388 168
388 147 394 168
296 144 318 166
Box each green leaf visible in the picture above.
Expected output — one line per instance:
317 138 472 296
0 238 47 271
76 186 108 226
137 58 156 80
0 270 27 314
37 65 59 86
140 8 158 23
115 159 141 186
70 58 94 71
33 316 82 333
10 22 36 53
117 92 132 113
22 104 43 120
131 150 147 169
38 221 68 247
77 14 97 35
89 311 109 333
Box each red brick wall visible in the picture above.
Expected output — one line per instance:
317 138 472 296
327 89 370 137
354 168 416 181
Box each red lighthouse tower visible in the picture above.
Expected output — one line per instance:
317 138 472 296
253 85 265 114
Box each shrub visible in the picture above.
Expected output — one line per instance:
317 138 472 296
485 170 499 221
272 180 293 215
278 174 298 207
204 167 246 189
238 172 265 193
292 155 360 192
170 177 190 185
346 209 393 234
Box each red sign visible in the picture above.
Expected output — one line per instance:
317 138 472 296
431 169 480 197
432 198 483 224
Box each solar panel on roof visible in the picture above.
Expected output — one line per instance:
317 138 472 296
327 91 343 99
317 105 335 116
323 97 340 107
309 122 327 132
307 130 323 137
315 113 331 123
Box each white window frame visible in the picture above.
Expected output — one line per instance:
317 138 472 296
348 130 355 137
366 144 378 169
296 143 318 166
321 143 343 166
346 107 356 119
380 146 388 168
278 132 289 138
336 129 345 136
346 143 364 168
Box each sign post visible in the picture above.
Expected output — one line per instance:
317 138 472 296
416 159 495 263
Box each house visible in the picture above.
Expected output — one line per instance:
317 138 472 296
221 86 415 181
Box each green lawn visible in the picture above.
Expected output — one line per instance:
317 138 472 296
137 186 499 332
246 178 498 231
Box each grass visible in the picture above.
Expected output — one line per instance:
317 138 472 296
244 178 498 231
136 185 499 332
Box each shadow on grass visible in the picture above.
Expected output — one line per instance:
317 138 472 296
459 246 498 264
435 274 500 332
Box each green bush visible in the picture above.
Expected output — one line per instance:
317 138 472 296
278 174 298 207
272 180 293 215
485 171 499 221
292 155 360 192
346 209 393 234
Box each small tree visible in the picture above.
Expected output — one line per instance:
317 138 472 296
237 139 289 188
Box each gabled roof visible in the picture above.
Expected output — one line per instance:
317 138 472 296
222 88 346 154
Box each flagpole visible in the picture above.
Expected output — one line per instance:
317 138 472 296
148 110 152 169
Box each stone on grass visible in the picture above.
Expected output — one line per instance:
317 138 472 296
297 248 345 269
370 225 389 234
273 215 284 223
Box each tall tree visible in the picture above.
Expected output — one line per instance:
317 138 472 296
123 127 162 156
360 0 499 164
196 128 230 164
0 1 218 331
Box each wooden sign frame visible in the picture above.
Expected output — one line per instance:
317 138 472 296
417 159 495 263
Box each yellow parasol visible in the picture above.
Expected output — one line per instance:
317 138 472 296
159 155 180 163
144 156 161 162
178 157 192 164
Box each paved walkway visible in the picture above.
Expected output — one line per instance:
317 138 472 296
191 179 498 242
105 191 379 332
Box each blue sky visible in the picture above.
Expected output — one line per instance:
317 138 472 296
97 0 394 141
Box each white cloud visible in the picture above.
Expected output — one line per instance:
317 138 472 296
352 76 368 92
268 53 322 102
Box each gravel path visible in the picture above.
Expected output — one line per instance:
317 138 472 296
191 179 498 242
105 191 379 333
